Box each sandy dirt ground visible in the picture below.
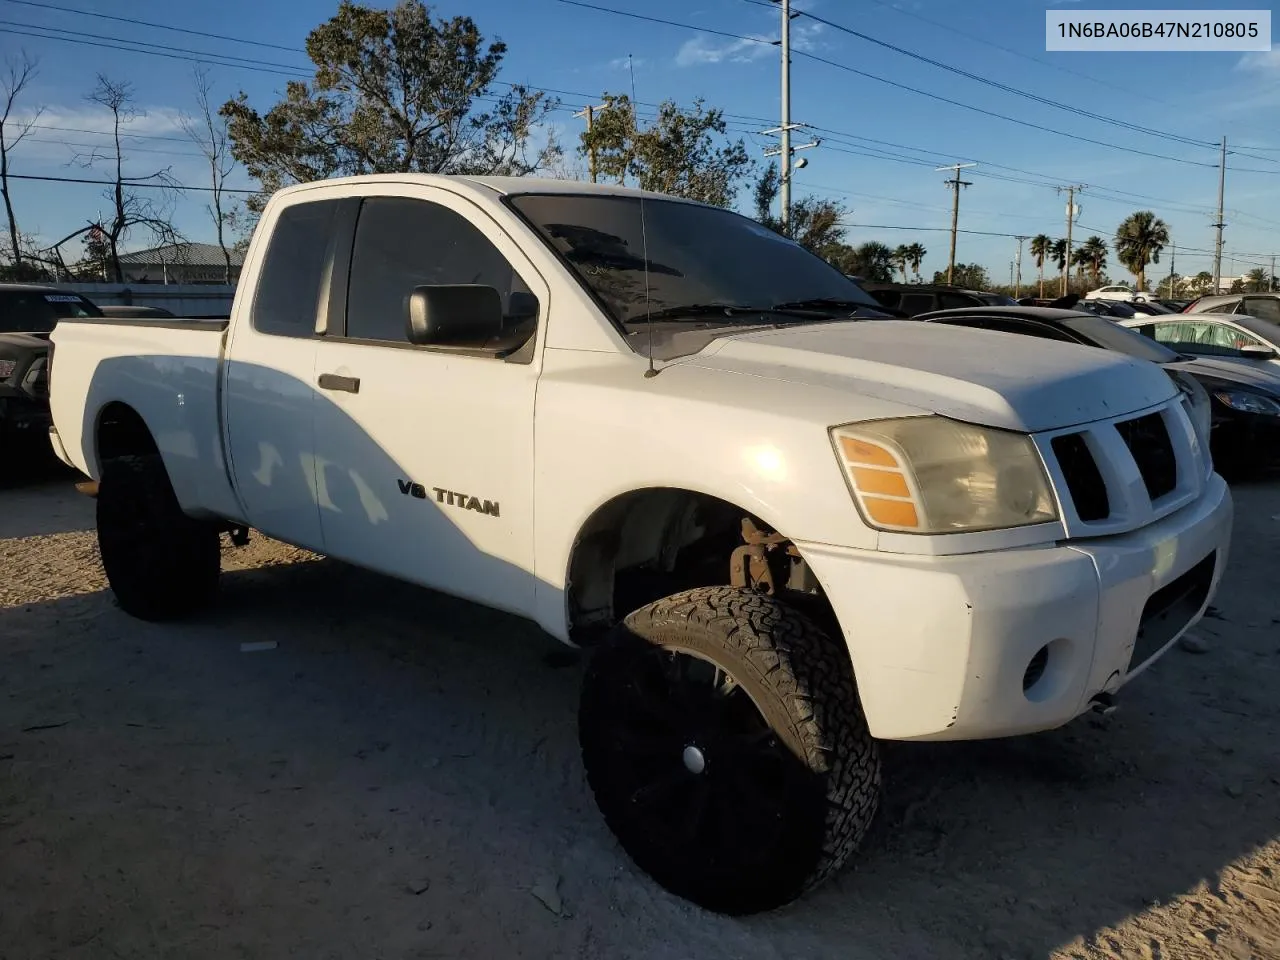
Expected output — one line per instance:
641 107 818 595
1 470 1278 960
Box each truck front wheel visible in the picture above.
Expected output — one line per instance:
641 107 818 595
96 454 220 621
579 586 880 915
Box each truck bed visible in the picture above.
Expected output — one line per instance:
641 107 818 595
48 316 242 522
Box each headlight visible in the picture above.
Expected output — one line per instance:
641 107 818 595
1214 391 1280 416
0 359 16 380
831 416 1059 534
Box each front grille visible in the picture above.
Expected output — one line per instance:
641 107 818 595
1128 551 1216 672
1051 432 1109 521
1115 412 1177 501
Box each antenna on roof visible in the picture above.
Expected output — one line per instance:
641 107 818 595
628 54 658 379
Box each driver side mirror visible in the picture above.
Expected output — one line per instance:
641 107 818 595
1240 343 1276 360
406 284 504 348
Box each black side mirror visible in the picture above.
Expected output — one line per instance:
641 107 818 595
507 290 540 320
406 284 503 348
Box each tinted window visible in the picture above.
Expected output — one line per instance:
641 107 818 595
933 316 1074 341
346 197 533 346
869 289 901 308
898 293 935 316
253 199 342 336
1242 297 1280 324
507 193 880 336
0 290 101 332
1202 301 1238 314
1060 314 1179 363
938 292 982 310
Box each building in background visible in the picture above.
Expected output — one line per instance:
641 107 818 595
115 242 244 284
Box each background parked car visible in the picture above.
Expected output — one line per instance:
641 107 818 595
859 282 1017 316
1180 292 1280 322
0 284 102 467
913 305 1280 476
1121 312 1280 374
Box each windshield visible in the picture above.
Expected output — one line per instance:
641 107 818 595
0 289 102 333
1062 313 1178 363
507 193 882 333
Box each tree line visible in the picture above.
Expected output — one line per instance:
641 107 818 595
0 0 1263 296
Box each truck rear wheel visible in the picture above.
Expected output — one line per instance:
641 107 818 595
96 454 220 621
579 586 880 915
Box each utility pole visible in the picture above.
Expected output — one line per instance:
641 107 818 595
759 0 818 233
1014 236 1028 298
1213 135 1227 295
573 102 609 183
1167 242 1176 298
1057 184 1086 296
1271 253 1276 292
937 162 976 285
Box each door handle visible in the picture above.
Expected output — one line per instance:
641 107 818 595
318 373 360 394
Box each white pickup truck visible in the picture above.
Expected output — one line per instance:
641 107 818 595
48 174 1232 915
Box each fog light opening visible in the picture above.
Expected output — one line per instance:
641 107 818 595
1022 645 1050 693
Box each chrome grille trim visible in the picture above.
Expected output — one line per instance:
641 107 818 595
1033 398 1208 539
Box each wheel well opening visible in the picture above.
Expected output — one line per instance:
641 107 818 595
566 489 838 646
95 402 159 467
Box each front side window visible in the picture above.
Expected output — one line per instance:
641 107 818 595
507 193 880 349
253 198 342 337
345 197 534 350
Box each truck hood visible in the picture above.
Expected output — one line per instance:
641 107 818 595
692 320 1177 433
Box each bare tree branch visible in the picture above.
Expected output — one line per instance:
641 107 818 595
1 50 42 270
180 66 237 282
80 74 183 282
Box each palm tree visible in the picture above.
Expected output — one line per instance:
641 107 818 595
1114 211 1170 292
1246 267 1270 292
1030 234 1051 297
1078 236 1108 288
905 242 927 282
852 241 896 282
892 245 910 283
1051 238 1068 292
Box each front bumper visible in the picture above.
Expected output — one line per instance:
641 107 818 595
798 473 1233 741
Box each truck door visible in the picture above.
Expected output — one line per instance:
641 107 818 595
309 189 544 617
222 197 344 550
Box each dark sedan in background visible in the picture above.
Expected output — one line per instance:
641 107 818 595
912 305 1280 477
0 284 102 467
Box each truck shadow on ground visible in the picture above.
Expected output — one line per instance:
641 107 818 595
1 528 1276 959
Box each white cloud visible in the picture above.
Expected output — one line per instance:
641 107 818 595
674 21 822 66
1236 50 1280 72
14 103 187 141
675 34 774 66
607 56 647 70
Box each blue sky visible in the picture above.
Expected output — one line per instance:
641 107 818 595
3 0 1279 285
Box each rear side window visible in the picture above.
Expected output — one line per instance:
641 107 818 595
938 292 980 310
253 199 342 337
0 291 100 333
898 293 935 316
1243 297 1280 324
868 289 901 309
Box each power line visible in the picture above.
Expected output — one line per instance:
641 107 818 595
5 171 258 193
738 0 1222 152
554 0 1250 172
0 0 301 52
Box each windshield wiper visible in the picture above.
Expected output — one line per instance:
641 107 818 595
769 297 877 314
635 301 866 324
